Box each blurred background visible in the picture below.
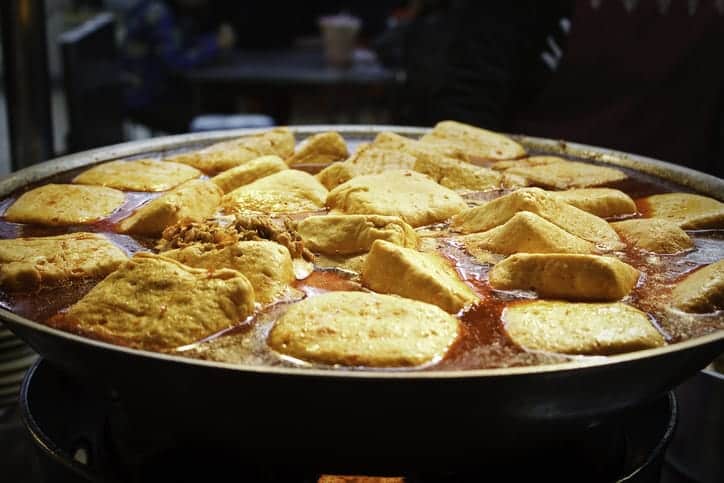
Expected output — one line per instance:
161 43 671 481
0 2 723 482
0 0 722 176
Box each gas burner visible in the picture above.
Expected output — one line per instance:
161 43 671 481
21 359 676 483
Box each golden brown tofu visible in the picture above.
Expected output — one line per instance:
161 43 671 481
500 172 531 189
316 145 417 190
361 240 478 313
297 214 417 255
315 162 357 190
503 300 665 355
268 291 460 367
163 240 294 304
672 261 724 313
451 188 622 249
118 179 222 236
58 253 255 350
0 233 127 291
506 160 627 189
645 193 724 229
491 156 567 171
164 127 295 174
211 155 287 193
489 253 639 301
551 188 636 218
412 150 502 191
4 184 125 226
420 120 526 161
73 159 201 192
461 212 595 256
222 169 327 214
327 170 467 227
372 131 471 162
345 143 418 170
286 131 349 166
313 253 367 273
370 131 502 190
612 218 694 254
318 477 404 483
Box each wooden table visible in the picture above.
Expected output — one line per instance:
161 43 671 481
184 48 406 124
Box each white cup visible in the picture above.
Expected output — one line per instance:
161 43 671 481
318 14 361 67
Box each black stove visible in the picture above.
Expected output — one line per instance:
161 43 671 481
16 359 679 483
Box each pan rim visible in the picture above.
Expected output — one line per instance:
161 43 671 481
2 307 722 379
1 124 722 380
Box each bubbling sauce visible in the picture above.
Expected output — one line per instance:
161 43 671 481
0 151 722 371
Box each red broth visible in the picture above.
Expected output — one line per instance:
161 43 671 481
0 154 722 371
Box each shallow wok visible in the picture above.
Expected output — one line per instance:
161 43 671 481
1 126 723 471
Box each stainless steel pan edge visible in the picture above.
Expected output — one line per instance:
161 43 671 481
0 125 722 383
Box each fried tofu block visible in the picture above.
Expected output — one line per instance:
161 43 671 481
461 212 595 256
0 233 127 291
164 127 295 175
644 193 724 229
118 179 222 236
451 188 622 249
327 170 467 227
491 156 567 171
4 184 125 226
73 159 201 192
672 260 724 313
503 301 665 355
500 172 531 189
314 253 367 273
612 218 693 254
372 131 471 162
163 240 294 304
268 291 460 367
371 131 418 150
420 120 526 161
551 188 636 218
211 155 287 193
506 161 627 189
222 170 327 214
346 143 418 170
413 150 502 191
286 131 349 166
315 162 356 190
369 131 502 190
489 253 639 301
316 145 417 189
57 253 255 350
362 240 478 313
298 214 417 255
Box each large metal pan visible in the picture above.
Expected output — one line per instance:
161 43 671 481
1 126 723 470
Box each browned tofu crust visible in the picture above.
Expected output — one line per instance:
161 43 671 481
73 159 201 192
327 170 467 227
286 131 349 166
118 179 222 236
5 184 125 226
612 218 693 254
53 253 255 350
489 253 639 301
165 127 295 175
0 233 127 290
503 301 665 355
268 291 460 367
672 261 724 313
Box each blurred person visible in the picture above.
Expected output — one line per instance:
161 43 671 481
396 0 722 177
384 1 571 128
112 0 236 133
511 0 724 178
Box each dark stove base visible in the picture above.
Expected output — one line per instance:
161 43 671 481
20 359 677 483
